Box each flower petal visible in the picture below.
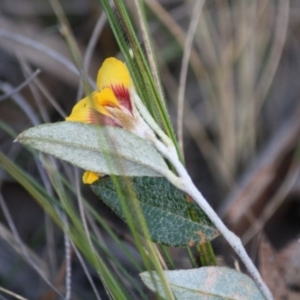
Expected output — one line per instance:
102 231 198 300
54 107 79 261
97 57 131 90
65 92 97 123
66 88 121 124
97 58 133 112
65 57 139 185
94 87 120 116
83 171 99 184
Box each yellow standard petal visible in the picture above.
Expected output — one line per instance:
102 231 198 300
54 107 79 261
96 58 131 90
82 171 99 184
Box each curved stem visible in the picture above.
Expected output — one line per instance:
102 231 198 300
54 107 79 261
133 76 272 299
182 175 273 300
151 138 273 300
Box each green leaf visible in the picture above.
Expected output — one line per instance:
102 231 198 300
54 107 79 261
91 177 219 247
140 267 265 300
16 122 169 177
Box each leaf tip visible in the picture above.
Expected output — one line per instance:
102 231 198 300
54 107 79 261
14 131 26 143
13 136 20 143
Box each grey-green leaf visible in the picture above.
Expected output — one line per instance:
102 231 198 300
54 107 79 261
16 122 169 177
140 267 265 300
91 177 219 247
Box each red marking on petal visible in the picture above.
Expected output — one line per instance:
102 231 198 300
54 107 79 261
111 85 132 112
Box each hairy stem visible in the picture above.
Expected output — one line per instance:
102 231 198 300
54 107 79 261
165 142 272 300
146 134 273 300
133 82 272 299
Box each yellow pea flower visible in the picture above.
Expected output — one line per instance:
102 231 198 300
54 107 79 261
66 57 149 184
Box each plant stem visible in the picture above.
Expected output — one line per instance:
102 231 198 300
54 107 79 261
164 144 273 300
146 134 272 299
187 247 197 268
188 203 217 266
199 243 217 266
134 91 273 300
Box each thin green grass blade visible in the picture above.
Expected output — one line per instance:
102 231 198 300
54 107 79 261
60 177 149 299
0 152 132 300
99 0 181 159
107 175 176 300
48 172 131 300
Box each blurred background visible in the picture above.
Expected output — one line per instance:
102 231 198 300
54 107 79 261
0 0 299 299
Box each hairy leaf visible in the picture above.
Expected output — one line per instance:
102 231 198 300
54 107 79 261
140 267 265 300
92 176 219 247
16 122 169 177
